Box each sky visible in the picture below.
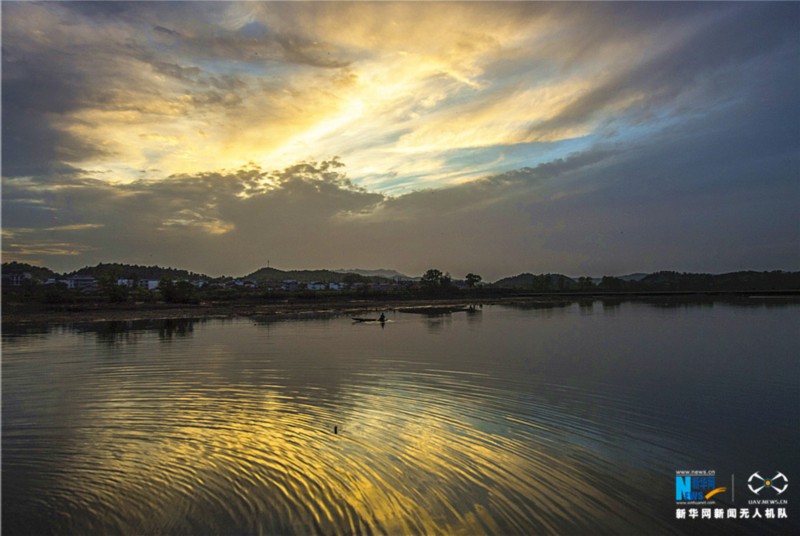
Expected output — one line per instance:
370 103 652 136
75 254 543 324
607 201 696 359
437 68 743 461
2 1 799 280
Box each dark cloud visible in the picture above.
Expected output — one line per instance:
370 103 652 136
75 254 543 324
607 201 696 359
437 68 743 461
275 34 351 69
2 160 386 274
1 7 110 177
370 148 616 221
153 25 181 37
531 3 799 140
0 2 349 178
151 61 202 82
1 3 145 176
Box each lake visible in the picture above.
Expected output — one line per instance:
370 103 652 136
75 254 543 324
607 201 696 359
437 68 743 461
3 299 799 535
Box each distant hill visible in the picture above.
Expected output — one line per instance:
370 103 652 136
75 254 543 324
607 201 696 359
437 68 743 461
492 270 800 292
493 273 577 291
334 268 414 280
1 262 58 281
69 263 208 281
245 267 345 283
244 267 394 284
619 273 648 282
1 262 211 283
588 273 648 284
635 270 800 291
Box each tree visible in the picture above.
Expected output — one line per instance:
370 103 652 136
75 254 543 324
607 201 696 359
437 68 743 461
465 273 482 288
159 278 197 303
576 277 595 290
441 272 453 290
421 269 444 291
420 268 455 295
98 272 128 303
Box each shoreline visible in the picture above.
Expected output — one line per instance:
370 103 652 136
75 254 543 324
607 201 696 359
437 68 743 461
3 292 799 326
1 297 495 325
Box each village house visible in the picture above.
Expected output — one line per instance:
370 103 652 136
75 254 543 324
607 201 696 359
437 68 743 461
281 280 300 291
116 278 160 290
2 271 33 287
226 279 257 289
59 275 98 292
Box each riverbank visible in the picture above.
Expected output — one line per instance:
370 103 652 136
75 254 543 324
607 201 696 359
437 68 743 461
3 291 798 326
1 297 497 325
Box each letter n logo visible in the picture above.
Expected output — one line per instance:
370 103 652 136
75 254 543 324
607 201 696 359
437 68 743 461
676 476 691 501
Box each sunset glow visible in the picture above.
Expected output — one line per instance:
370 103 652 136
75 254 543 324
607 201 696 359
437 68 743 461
3 2 798 278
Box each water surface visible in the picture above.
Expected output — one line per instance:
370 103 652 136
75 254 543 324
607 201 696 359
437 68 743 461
3 300 799 534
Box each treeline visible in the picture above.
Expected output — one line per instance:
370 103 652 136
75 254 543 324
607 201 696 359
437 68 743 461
491 270 800 293
3 262 799 308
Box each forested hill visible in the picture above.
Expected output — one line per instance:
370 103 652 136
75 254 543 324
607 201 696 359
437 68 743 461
70 263 207 281
2 262 393 284
492 270 800 292
492 273 580 291
0 262 208 282
634 270 800 291
1 262 59 281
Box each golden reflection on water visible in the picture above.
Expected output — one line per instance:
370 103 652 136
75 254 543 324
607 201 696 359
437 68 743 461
13 303 795 534
47 362 647 535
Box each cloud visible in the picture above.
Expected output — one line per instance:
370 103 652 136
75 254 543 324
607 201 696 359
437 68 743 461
2 2 797 277
153 25 180 37
2 160 386 274
527 3 799 141
0 2 777 184
1 2 341 178
4 82 797 280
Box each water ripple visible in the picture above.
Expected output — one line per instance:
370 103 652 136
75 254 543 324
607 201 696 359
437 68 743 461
4 306 798 535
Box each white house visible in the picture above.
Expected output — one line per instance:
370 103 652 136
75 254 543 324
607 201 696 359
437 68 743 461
63 275 97 290
281 280 300 291
117 278 160 290
2 271 32 286
139 279 160 290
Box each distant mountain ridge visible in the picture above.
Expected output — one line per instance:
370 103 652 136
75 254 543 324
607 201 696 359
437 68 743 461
618 273 648 282
334 268 414 280
245 267 347 283
243 267 395 284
